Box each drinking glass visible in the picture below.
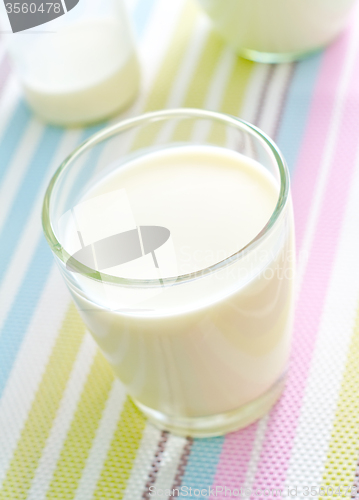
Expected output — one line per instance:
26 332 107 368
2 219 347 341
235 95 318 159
1 0 140 125
42 109 295 437
197 0 356 63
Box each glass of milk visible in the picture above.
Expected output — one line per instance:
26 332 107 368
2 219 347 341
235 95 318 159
1 0 140 125
197 0 357 62
42 109 295 437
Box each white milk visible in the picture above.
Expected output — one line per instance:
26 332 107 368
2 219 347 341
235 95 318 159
21 20 140 126
64 146 295 420
198 0 356 58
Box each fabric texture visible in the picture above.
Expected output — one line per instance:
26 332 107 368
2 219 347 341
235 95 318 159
1 0 359 498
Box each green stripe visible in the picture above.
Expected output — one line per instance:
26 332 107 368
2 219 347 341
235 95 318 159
45 351 114 499
208 56 254 145
223 57 253 116
320 303 359 498
93 398 146 500
173 30 225 142
0 304 85 500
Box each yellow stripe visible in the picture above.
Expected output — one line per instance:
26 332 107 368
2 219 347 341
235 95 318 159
0 304 85 500
208 56 254 145
320 304 359 498
45 351 114 499
132 0 199 151
172 29 225 141
222 57 253 116
93 398 146 500
182 31 224 108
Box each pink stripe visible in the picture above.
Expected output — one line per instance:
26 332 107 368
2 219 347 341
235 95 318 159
252 30 359 495
210 423 258 495
210 26 357 497
292 37 349 251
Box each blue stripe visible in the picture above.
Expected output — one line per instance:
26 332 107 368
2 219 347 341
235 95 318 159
176 54 325 491
0 101 32 185
133 0 157 38
0 0 158 399
276 53 324 175
0 126 96 399
64 126 106 211
0 239 53 396
179 438 225 498
0 126 64 283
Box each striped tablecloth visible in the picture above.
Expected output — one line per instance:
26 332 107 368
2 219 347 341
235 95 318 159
1 0 359 498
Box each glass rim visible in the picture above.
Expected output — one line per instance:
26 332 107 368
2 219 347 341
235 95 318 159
42 108 290 288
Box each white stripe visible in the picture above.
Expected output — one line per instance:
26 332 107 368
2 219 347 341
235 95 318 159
151 434 188 493
165 16 208 109
241 415 270 494
97 0 188 159
146 15 209 145
191 47 236 141
0 75 21 141
125 0 142 14
0 119 43 232
239 4 359 486
26 333 97 500
257 63 293 138
122 424 162 500
285 137 359 494
139 0 188 97
73 380 127 500
0 131 81 335
0 267 70 486
0 46 7 66
132 0 189 114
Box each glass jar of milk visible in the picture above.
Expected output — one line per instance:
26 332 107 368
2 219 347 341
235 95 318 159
1 0 140 125
197 0 357 62
43 109 295 437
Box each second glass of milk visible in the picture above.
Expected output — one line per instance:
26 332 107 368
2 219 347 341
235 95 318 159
2 0 140 126
197 0 357 63
42 109 295 437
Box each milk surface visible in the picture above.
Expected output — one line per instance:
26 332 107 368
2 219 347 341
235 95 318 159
22 20 140 125
198 0 356 56
65 146 295 418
